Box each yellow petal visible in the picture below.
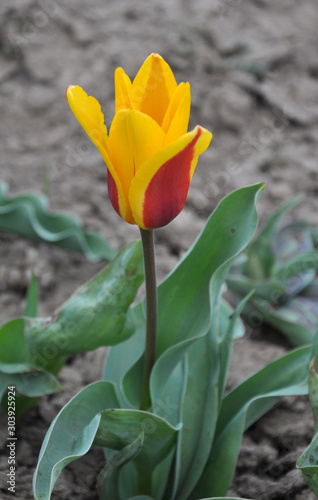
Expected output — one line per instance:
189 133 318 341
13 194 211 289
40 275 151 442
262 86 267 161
108 109 165 193
162 82 191 144
66 85 108 150
129 126 212 229
131 53 177 126
66 85 128 221
114 67 132 113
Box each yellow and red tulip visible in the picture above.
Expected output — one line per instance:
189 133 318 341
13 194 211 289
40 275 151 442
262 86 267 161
66 53 212 229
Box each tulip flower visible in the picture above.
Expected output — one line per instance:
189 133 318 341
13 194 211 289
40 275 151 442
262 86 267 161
66 53 212 229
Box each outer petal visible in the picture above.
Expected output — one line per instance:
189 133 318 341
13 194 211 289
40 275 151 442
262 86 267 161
66 85 127 222
108 109 165 223
161 82 191 144
129 126 212 229
131 53 177 126
114 67 132 113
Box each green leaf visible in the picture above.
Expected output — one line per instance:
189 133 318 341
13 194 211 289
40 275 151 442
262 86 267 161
0 318 30 368
173 297 219 500
156 183 265 357
94 409 178 476
173 288 252 500
275 220 314 263
0 182 115 261
98 430 144 480
0 318 61 410
217 291 254 407
243 195 302 279
309 358 318 431
218 299 245 340
33 381 120 500
25 241 144 358
129 497 153 500
297 433 318 495
0 370 60 400
226 274 286 302
104 185 264 415
191 346 310 498
151 184 264 414
297 355 318 494
33 381 178 500
103 304 146 408
24 273 38 318
245 296 314 346
275 251 318 296
97 466 121 500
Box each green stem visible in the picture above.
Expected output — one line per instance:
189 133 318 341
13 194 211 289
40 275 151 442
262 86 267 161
139 228 157 411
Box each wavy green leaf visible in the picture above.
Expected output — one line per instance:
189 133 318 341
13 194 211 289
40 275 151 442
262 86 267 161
151 184 264 426
33 381 178 500
0 370 60 400
94 409 178 475
98 430 144 480
33 381 120 500
191 346 311 498
0 182 114 261
25 241 144 358
1 242 143 415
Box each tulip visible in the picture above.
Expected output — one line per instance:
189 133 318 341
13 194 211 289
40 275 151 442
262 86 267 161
66 53 212 229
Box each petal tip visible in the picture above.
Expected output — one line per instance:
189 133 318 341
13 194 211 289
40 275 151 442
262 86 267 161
65 85 75 98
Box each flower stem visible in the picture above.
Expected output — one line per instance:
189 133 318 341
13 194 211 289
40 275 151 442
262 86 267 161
139 228 157 411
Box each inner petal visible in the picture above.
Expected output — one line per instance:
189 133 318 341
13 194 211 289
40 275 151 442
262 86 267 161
114 67 133 113
131 53 177 126
108 109 165 201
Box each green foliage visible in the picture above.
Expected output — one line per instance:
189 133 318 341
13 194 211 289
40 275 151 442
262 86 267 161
297 349 318 495
227 196 318 346
192 345 310 498
0 182 114 261
25 240 144 356
24 273 38 318
0 242 144 413
32 185 315 500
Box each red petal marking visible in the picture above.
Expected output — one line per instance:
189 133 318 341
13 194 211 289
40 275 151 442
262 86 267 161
142 128 202 229
107 169 121 217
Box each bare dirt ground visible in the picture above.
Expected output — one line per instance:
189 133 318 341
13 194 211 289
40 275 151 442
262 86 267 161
0 0 318 499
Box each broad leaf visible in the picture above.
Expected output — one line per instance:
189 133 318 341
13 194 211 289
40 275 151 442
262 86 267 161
103 304 146 408
98 430 144 479
25 241 144 358
33 381 120 500
0 370 60 400
191 346 311 498
103 185 264 415
156 183 264 357
243 195 301 279
33 381 178 500
245 296 314 346
94 409 178 475
151 184 264 413
0 182 114 261
0 318 30 367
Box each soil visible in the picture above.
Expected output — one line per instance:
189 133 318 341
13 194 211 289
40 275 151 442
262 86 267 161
0 0 318 499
